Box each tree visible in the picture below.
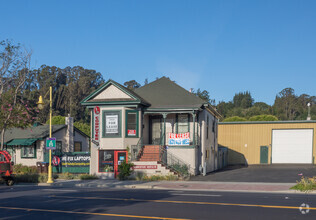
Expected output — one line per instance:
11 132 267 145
193 88 215 105
233 91 253 108
0 40 35 149
124 80 141 90
273 88 298 120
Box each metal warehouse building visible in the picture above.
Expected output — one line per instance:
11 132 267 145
218 121 316 165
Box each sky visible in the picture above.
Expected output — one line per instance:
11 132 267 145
1 0 316 105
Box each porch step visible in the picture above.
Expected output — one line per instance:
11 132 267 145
138 145 160 161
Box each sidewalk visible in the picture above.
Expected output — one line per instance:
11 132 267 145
36 179 306 194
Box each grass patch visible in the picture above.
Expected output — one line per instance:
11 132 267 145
134 173 179 181
80 174 99 180
291 177 316 192
13 164 38 174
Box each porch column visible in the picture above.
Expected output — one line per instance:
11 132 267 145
162 113 168 146
191 112 196 146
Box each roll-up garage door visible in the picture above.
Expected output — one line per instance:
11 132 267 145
272 129 313 164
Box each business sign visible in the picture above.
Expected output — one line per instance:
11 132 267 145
168 132 190 146
46 137 56 150
93 106 100 145
106 115 118 134
133 165 158 169
61 154 90 167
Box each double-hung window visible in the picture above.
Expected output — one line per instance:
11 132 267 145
21 144 36 158
177 114 190 133
102 111 121 137
126 110 139 137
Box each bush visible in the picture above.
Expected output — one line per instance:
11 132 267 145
141 174 178 181
249 114 278 121
170 164 189 176
13 164 38 174
15 173 48 183
222 116 247 122
80 174 99 180
118 160 134 180
57 172 77 180
291 177 316 192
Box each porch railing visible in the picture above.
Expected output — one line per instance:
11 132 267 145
159 146 191 178
131 138 143 161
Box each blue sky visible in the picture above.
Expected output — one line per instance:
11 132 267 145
1 0 315 105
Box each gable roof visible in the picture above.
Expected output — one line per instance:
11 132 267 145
134 77 207 110
80 79 150 106
3 125 66 144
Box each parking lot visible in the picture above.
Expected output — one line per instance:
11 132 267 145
190 164 316 183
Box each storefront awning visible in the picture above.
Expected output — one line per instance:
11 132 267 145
6 138 38 146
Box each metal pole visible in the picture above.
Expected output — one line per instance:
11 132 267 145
47 86 53 184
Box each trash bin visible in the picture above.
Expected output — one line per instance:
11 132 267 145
41 162 49 173
36 162 42 173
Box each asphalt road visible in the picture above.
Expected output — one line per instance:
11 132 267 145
191 164 316 183
0 185 316 220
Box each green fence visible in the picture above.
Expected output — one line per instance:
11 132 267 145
44 152 90 174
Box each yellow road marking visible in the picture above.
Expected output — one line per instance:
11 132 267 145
0 206 190 220
50 195 315 210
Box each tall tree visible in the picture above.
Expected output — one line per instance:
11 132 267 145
0 40 35 149
124 80 141 90
273 88 298 120
233 91 253 108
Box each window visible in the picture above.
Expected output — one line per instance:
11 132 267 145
21 145 36 158
177 114 190 133
102 111 121 137
74 142 82 152
212 119 215 133
99 150 114 172
56 141 62 153
126 110 139 137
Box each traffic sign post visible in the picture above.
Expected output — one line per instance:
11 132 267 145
46 138 56 150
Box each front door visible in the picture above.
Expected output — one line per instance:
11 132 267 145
114 151 127 177
260 146 269 164
150 116 162 145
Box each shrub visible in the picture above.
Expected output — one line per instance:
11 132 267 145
15 173 48 183
222 116 247 122
249 114 278 121
291 177 316 192
170 164 189 176
141 174 178 181
118 160 134 180
57 172 76 180
80 174 99 180
13 164 38 174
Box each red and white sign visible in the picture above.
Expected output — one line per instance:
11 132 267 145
169 132 190 139
94 106 100 144
127 129 136 136
52 156 60 166
133 165 158 169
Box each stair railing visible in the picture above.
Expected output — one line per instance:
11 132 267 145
131 137 143 161
159 146 192 178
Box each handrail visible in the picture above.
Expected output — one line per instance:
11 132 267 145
131 137 143 161
159 146 192 178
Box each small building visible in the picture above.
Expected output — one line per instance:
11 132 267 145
2 117 90 166
81 77 220 178
218 121 316 165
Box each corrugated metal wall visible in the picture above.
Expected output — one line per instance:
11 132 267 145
218 121 316 165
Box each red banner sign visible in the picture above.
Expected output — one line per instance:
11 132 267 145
169 132 190 139
127 129 136 136
94 106 100 144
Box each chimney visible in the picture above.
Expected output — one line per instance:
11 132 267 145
65 114 74 152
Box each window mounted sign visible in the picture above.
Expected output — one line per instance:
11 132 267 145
127 129 136 136
168 132 190 146
93 106 100 146
106 115 118 134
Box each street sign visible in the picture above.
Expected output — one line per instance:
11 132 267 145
46 137 56 150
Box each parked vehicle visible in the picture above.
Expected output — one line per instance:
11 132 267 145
0 150 15 186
